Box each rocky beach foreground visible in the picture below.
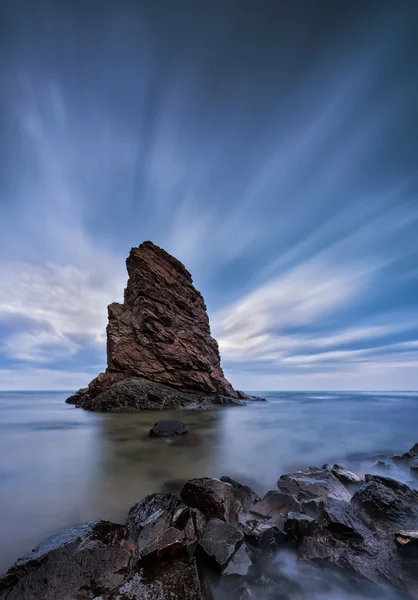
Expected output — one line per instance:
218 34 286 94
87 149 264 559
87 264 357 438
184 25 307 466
67 241 262 411
1 443 418 599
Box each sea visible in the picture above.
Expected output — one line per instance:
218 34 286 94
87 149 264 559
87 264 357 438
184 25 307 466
1 390 418 597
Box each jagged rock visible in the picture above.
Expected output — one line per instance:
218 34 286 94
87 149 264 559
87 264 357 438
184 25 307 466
410 457 418 471
330 464 363 485
222 543 252 577
150 420 189 437
351 475 418 529
181 478 241 524
196 518 243 571
250 491 302 518
220 476 260 512
139 526 188 562
109 556 210 600
316 498 370 539
283 512 315 541
126 492 182 545
392 442 418 462
277 467 351 502
67 242 247 411
0 521 136 600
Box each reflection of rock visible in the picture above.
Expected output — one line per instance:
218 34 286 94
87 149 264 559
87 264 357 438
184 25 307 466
67 242 264 411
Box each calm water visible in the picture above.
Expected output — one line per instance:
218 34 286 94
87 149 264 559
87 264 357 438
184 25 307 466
1 390 418 574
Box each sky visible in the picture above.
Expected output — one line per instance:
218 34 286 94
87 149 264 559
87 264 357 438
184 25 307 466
0 0 418 391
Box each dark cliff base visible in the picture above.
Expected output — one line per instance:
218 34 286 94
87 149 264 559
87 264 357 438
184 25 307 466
66 373 265 412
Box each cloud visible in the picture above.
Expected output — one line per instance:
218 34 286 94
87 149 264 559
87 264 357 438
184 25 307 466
0 367 94 391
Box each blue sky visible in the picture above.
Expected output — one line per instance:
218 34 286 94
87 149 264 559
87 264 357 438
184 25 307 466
0 0 418 390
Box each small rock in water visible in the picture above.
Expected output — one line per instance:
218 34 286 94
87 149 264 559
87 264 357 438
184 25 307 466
150 420 189 437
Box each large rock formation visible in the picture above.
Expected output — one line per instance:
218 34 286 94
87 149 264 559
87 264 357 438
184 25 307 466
67 241 251 411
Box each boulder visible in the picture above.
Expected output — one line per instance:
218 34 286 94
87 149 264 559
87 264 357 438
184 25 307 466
316 498 370 539
277 467 351 502
196 518 243 571
181 478 241 524
250 491 302 518
220 476 260 512
67 241 241 410
126 492 181 544
110 556 210 600
0 521 136 600
150 420 189 437
139 526 188 562
351 475 418 529
283 512 315 541
330 464 363 485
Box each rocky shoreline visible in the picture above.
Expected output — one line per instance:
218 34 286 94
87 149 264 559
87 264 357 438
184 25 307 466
1 443 418 599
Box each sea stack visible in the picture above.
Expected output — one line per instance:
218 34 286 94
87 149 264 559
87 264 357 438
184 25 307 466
67 241 244 411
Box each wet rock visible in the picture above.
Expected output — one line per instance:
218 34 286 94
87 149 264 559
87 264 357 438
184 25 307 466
172 506 206 547
283 512 315 541
150 420 189 437
196 518 243 571
139 526 188 562
299 527 404 593
317 498 370 539
222 543 252 577
330 464 363 485
220 476 260 512
351 475 418 529
277 467 351 502
0 521 136 600
110 556 209 600
126 492 181 544
251 491 302 518
181 477 241 524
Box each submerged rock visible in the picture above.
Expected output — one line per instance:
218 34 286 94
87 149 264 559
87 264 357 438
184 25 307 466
0 521 136 600
66 242 266 411
150 420 189 437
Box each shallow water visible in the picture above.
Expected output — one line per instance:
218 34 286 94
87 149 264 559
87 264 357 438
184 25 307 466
1 390 418 573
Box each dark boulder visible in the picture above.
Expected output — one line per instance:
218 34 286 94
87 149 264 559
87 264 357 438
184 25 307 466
351 475 418 529
181 478 241 524
316 498 370 539
126 492 182 544
222 543 252 577
150 420 189 437
220 476 260 512
283 512 315 541
0 521 136 600
250 491 302 518
139 526 188 563
113 556 210 600
196 518 243 572
278 467 351 502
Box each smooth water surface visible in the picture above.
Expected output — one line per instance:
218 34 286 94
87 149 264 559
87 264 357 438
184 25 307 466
1 390 418 572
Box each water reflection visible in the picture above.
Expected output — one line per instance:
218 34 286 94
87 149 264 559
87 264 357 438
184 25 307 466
1 390 418 573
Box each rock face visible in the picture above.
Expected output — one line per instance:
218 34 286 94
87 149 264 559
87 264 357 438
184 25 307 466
66 241 246 411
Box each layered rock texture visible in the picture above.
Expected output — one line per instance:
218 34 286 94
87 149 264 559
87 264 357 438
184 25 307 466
67 241 252 411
